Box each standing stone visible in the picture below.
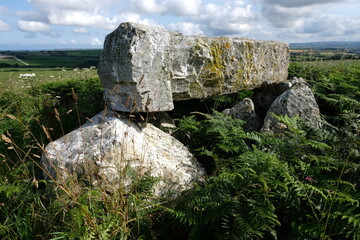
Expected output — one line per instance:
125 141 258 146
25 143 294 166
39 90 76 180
261 77 320 132
222 98 261 132
41 111 206 197
98 22 290 112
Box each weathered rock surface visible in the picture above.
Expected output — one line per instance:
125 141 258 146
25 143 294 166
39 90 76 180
222 98 261 132
261 77 320 132
41 111 206 197
98 22 290 112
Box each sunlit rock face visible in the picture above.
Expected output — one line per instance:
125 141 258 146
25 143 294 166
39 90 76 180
261 77 321 132
98 22 290 112
41 111 206 198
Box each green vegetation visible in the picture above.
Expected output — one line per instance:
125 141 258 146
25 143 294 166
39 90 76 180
290 42 360 61
0 49 102 68
0 53 359 239
0 68 98 93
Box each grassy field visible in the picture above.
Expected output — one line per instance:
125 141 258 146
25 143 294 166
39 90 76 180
0 67 98 93
0 58 28 66
0 49 102 68
0 50 101 92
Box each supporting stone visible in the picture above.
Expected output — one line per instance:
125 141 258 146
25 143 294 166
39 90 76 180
41 111 206 198
261 77 321 132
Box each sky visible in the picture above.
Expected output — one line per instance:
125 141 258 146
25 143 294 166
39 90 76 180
0 0 360 50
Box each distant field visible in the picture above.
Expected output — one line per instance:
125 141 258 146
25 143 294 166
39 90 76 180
0 49 102 92
290 42 360 61
0 49 102 68
0 67 98 92
0 59 27 66
0 56 28 66
290 49 359 61
290 59 360 72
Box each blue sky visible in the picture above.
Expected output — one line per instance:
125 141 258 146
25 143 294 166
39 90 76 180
0 0 360 50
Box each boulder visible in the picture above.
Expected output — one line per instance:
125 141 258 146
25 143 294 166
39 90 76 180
261 77 320 132
41 111 206 197
98 22 290 112
222 98 261 132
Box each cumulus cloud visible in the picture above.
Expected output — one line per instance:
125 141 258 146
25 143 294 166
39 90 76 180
18 20 52 32
273 13 360 42
47 10 106 27
262 0 344 8
168 22 204 35
130 0 165 14
302 15 360 37
165 0 202 16
110 12 157 28
130 0 201 16
27 0 118 12
61 39 77 45
261 4 312 28
196 1 261 36
17 20 60 38
0 20 11 31
260 0 350 29
22 0 154 31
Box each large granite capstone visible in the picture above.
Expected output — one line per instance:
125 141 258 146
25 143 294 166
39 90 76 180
98 22 290 112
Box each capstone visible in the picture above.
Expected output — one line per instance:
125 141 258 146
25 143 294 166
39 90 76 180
98 22 290 112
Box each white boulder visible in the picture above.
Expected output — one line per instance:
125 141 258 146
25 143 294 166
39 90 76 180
42 111 206 197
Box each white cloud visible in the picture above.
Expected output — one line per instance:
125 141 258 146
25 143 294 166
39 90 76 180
0 20 11 31
27 0 118 12
301 15 360 37
262 0 345 8
90 37 102 46
130 0 201 16
273 13 360 42
261 4 312 28
260 0 351 29
61 39 77 45
165 0 202 16
17 20 52 32
6 0 358 46
17 20 60 38
196 1 261 36
168 22 204 35
22 0 155 31
47 10 105 26
72 27 89 34
16 10 48 22
130 0 165 14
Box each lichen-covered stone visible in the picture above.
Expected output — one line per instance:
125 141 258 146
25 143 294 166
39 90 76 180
41 111 206 197
98 22 290 112
261 77 321 132
222 98 260 132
